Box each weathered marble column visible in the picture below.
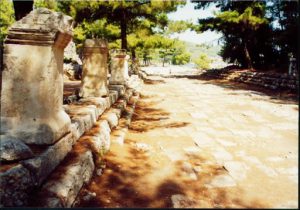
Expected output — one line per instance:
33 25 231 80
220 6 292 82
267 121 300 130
79 39 109 97
109 49 130 85
0 8 73 145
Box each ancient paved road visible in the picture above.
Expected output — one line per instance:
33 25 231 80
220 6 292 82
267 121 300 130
77 74 298 208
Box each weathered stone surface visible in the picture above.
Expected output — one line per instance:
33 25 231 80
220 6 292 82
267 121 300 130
83 120 111 154
69 106 98 125
64 40 82 64
112 99 127 111
77 96 110 110
97 120 111 152
109 90 119 104
108 84 125 95
64 62 82 80
0 165 34 207
0 136 33 162
101 110 120 129
109 50 130 85
71 114 95 136
1 8 73 145
21 132 74 186
171 194 198 208
223 161 248 181
205 174 237 188
37 150 95 207
120 88 134 103
80 39 109 97
66 96 110 139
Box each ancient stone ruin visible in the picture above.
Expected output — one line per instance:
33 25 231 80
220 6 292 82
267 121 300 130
80 39 109 98
1 8 73 146
109 49 130 85
0 8 142 208
0 8 74 206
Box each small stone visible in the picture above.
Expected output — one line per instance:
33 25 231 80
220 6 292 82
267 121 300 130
171 194 198 208
82 191 96 201
135 142 151 152
182 162 193 173
96 169 103 176
0 136 34 162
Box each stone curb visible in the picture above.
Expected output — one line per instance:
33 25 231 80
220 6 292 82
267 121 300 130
34 92 140 207
110 93 140 146
0 82 137 207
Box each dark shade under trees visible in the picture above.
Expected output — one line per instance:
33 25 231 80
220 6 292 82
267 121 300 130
12 0 34 21
192 0 299 72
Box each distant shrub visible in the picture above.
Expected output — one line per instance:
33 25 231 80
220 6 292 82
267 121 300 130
194 53 212 70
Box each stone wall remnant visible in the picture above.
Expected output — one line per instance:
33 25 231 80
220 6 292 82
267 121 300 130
109 49 130 85
0 8 73 145
79 39 109 97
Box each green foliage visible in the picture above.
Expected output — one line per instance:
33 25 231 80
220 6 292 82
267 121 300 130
196 2 269 68
0 0 15 42
73 19 120 43
34 0 58 11
193 0 298 71
166 20 194 35
58 0 186 50
172 51 191 65
193 53 212 70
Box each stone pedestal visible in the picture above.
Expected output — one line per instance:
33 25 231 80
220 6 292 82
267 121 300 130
80 39 109 97
0 8 73 145
109 49 130 85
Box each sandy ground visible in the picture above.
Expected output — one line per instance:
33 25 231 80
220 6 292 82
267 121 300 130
76 70 298 208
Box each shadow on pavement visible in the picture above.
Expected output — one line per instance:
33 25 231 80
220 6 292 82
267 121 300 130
180 74 298 105
76 139 268 208
129 95 190 132
75 90 269 208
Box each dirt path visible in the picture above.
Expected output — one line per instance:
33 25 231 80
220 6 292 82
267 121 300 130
76 75 298 208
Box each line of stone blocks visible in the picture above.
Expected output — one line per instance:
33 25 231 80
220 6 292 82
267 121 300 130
0 85 128 207
32 91 139 207
199 68 299 91
233 72 299 91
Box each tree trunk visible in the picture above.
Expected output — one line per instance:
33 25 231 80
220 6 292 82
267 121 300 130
13 0 33 21
120 11 127 50
131 49 136 60
162 54 165 67
243 42 253 69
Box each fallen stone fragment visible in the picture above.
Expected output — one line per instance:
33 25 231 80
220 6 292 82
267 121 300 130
135 142 151 152
82 191 96 202
96 169 103 176
0 136 33 162
171 194 198 208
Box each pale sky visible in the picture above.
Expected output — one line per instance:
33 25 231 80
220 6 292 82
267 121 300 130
167 0 223 44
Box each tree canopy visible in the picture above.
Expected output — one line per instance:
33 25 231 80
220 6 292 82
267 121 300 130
192 0 298 71
0 0 15 43
57 0 186 50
